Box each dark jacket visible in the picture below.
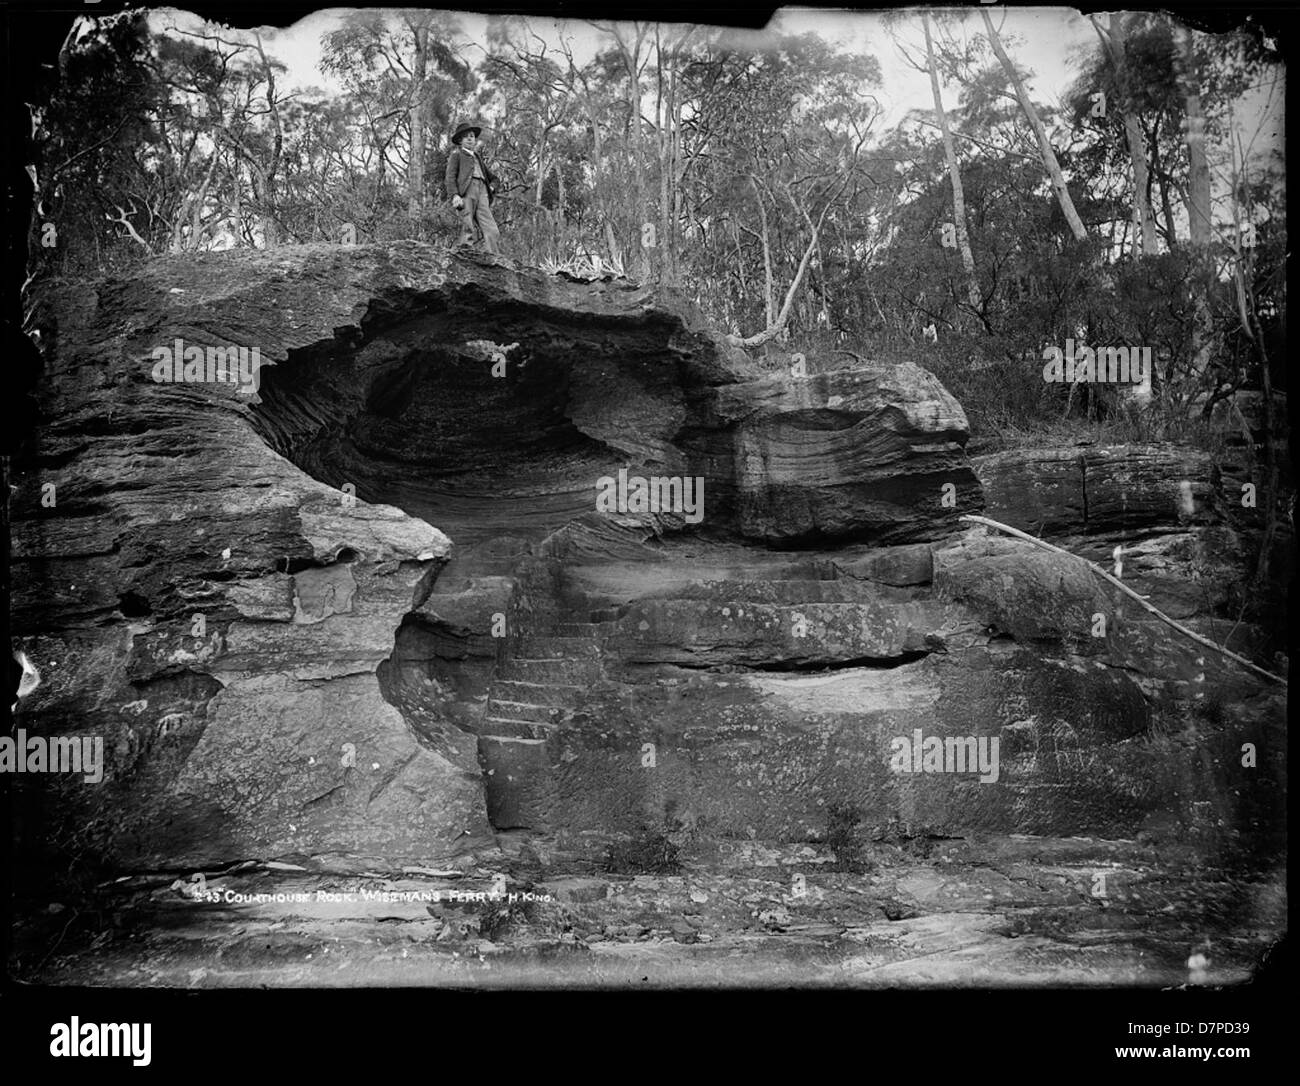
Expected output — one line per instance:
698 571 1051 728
445 146 496 203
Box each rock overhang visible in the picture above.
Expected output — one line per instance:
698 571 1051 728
226 249 982 550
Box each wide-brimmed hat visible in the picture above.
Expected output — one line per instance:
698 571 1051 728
450 122 482 145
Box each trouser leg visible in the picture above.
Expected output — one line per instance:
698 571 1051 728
457 192 477 246
473 190 501 255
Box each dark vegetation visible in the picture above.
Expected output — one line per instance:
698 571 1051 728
602 820 685 876
824 801 872 873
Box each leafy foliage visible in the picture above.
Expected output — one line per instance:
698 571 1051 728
27 11 1285 447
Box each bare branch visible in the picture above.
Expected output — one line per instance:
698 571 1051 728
108 202 153 252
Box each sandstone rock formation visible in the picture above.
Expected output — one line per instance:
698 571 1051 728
12 244 1285 873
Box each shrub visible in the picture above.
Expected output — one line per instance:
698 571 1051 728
602 821 683 875
825 801 870 874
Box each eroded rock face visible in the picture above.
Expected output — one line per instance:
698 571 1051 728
13 243 1285 872
972 444 1292 639
711 367 979 544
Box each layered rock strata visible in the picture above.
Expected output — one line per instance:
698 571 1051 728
13 244 1285 869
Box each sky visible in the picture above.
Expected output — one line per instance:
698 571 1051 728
150 5 1106 127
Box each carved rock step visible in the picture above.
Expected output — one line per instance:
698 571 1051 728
555 622 618 637
479 718 553 740
637 579 904 605
517 635 605 658
487 699 558 724
499 657 603 683
491 680 585 706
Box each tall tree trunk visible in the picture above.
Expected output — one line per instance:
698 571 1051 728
1092 14 1157 256
1124 117 1157 256
1179 27 1212 246
616 25 650 279
671 65 684 281
750 176 775 329
230 153 243 246
662 31 685 283
732 222 746 294
252 33 282 246
554 161 567 260
1178 20 1214 379
983 10 1087 241
656 26 670 282
187 154 218 250
170 195 186 252
923 13 980 313
581 84 621 265
407 21 429 222
535 116 546 206
1227 141 1277 586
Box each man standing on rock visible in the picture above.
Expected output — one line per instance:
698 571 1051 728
445 122 501 256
